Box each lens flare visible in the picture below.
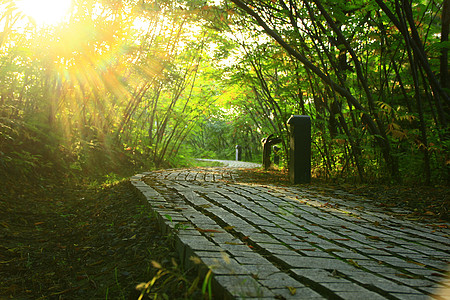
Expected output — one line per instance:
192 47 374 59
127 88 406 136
16 0 72 26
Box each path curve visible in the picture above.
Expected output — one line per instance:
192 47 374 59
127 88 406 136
131 166 449 299
196 158 261 169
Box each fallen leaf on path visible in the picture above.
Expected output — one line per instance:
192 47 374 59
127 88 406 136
407 261 426 266
395 273 415 279
287 286 296 295
225 242 244 245
196 228 222 233
431 273 446 277
325 248 344 253
348 259 361 268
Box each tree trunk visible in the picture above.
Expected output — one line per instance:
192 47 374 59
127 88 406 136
441 0 449 90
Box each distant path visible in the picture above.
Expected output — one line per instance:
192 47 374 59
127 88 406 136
132 167 450 299
196 158 261 168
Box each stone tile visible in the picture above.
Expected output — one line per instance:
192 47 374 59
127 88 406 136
267 248 300 256
259 225 292 236
380 274 435 287
240 263 281 278
282 256 357 270
388 292 429 300
270 287 324 299
301 249 336 258
247 233 279 243
208 232 238 243
334 291 386 300
234 255 272 265
363 265 405 274
258 272 305 288
193 250 228 258
369 255 425 269
343 271 426 294
220 243 255 254
212 275 275 298
333 251 372 260
200 257 249 275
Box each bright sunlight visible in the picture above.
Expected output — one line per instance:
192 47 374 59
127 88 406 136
15 0 72 26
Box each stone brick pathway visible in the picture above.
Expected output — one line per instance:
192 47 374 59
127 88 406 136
131 164 449 299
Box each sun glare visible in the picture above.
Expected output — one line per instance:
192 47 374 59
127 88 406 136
16 0 72 26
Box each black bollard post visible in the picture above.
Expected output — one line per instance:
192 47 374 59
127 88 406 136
273 145 280 165
287 115 311 183
235 145 242 161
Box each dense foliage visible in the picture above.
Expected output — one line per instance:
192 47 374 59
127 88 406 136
226 0 449 183
0 0 448 184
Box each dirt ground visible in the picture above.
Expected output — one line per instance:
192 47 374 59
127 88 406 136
0 168 448 299
0 179 202 300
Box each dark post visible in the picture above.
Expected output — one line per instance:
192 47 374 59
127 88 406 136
273 145 280 165
261 134 282 170
261 137 271 170
235 145 242 161
287 115 311 183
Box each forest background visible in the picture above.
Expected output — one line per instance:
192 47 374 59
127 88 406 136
0 0 448 186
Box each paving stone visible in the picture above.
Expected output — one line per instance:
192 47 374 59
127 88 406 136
404 267 437 276
279 255 356 270
200 257 249 275
177 228 201 236
270 287 324 299
247 233 279 243
354 247 392 256
176 234 217 250
212 275 275 298
333 290 386 299
342 271 427 294
268 248 301 256
238 226 263 236
409 257 449 270
301 249 336 258
210 233 241 244
333 251 372 260
282 236 309 245
193 250 228 258
258 272 305 289
234 255 272 265
219 243 255 254
259 225 292 236
369 255 426 269
388 292 429 300
380 274 436 287
240 263 281 278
